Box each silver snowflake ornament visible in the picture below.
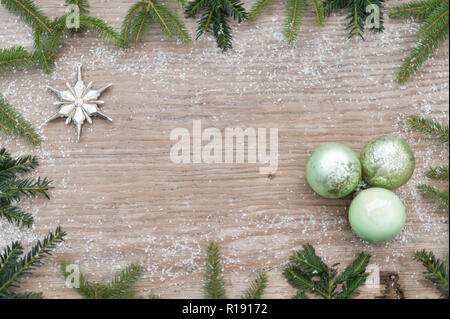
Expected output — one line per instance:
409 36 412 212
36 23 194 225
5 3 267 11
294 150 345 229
45 63 112 142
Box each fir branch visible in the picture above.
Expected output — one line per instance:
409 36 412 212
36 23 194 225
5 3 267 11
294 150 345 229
78 15 124 47
390 0 449 83
148 1 192 44
248 0 276 21
407 116 449 144
249 0 324 44
121 1 150 45
102 264 144 299
186 0 247 51
65 0 90 15
60 261 144 299
414 250 449 298
0 94 41 145
0 154 38 178
0 47 39 72
389 0 443 19
241 272 268 299
0 227 65 296
426 165 449 180
408 117 449 211
418 184 449 209
0 201 34 227
0 148 51 227
0 0 51 32
0 177 51 200
204 241 227 299
284 243 371 299
285 0 306 45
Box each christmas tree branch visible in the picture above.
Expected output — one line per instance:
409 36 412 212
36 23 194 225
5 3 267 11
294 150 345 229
1 0 190 75
0 94 41 145
425 165 449 180
248 0 276 21
418 184 449 209
204 241 226 299
0 0 51 32
241 272 268 299
284 243 371 299
407 116 449 144
414 250 449 298
0 47 39 72
389 0 443 19
390 0 449 83
60 261 144 299
0 227 65 296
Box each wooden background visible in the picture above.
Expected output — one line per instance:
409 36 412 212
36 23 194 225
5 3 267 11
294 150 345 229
0 0 448 299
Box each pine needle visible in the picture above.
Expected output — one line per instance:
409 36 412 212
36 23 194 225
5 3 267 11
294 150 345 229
285 0 306 45
60 261 144 299
186 0 247 51
241 272 268 299
0 148 50 227
407 116 449 144
0 94 41 145
0 227 65 296
283 243 371 299
0 0 51 32
78 15 124 47
323 0 385 39
204 241 226 299
418 184 449 209
390 0 449 83
414 250 449 298
0 47 39 72
248 0 276 21
426 166 449 180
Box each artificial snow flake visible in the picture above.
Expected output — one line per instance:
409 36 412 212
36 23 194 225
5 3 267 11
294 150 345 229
45 63 112 142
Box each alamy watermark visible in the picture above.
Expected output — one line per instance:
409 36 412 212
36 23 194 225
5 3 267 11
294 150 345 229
66 4 80 29
170 120 279 174
366 4 381 29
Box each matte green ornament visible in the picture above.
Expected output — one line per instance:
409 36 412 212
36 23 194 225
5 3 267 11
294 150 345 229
349 188 406 243
360 135 415 190
306 143 362 199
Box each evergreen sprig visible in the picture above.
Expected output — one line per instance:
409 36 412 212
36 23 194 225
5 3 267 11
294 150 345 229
0 94 41 145
414 250 449 298
122 1 191 47
0 227 66 299
0 0 51 32
0 0 190 74
185 0 248 51
389 0 449 84
407 116 449 144
204 241 268 299
407 116 449 210
0 148 51 227
248 0 324 45
60 261 144 299
0 47 39 72
283 243 371 299
323 0 385 39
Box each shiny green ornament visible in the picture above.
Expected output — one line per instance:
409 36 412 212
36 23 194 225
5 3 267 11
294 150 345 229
349 188 406 243
360 136 415 190
306 143 362 199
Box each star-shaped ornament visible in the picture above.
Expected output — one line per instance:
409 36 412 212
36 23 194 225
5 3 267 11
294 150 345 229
45 63 112 142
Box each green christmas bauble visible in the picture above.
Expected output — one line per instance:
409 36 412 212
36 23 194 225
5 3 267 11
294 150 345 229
360 135 415 190
349 188 405 243
306 143 361 199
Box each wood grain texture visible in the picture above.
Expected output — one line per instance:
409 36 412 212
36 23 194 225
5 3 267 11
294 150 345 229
0 0 448 299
